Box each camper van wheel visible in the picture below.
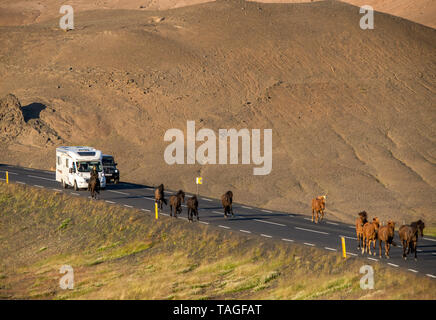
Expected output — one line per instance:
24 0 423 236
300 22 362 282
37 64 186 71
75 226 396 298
74 181 79 191
114 178 119 184
62 180 67 189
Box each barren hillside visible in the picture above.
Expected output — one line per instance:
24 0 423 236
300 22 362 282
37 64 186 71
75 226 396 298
0 0 435 225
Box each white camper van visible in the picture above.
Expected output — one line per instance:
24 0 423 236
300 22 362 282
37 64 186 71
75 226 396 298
56 146 106 190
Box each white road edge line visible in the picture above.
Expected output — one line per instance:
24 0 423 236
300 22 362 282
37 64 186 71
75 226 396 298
262 209 272 213
108 190 129 195
282 238 294 242
240 229 251 233
254 219 286 227
241 206 252 209
295 227 329 235
28 175 53 181
201 198 213 202
387 263 399 268
17 181 26 184
326 222 339 226
141 209 151 212
425 274 436 279
423 238 436 242
347 252 358 256
340 235 358 240
325 247 337 251
34 185 44 188
199 221 209 225
367 257 378 262
106 200 115 204
304 242 315 246
407 269 418 273
219 225 230 229
261 234 272 238
124 205 133 208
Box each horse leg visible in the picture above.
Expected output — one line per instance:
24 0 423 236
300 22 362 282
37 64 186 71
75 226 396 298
361 236 365 255
312 209 314 222
379 239 382 258
401 240 407 260
386 242 390 259
413 241 418 261
357 233 361 250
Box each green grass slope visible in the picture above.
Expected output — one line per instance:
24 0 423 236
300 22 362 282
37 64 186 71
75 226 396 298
0 182 434 299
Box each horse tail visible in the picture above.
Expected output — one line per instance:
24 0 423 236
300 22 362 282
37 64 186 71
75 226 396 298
163 198 167 205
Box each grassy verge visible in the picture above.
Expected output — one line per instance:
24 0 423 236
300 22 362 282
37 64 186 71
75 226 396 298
0 182 435 299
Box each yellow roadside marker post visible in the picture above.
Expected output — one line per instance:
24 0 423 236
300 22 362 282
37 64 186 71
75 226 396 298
341 236 347 258
155 202 158 220
196 177 202 196
6 171 8 184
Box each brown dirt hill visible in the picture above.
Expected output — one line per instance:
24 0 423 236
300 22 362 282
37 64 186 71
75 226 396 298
0 94 63 151
0 0 435 225
342 0 436 29
0 94 25 140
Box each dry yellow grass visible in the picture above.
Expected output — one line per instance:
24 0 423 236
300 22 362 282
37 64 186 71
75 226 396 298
0 182 435 300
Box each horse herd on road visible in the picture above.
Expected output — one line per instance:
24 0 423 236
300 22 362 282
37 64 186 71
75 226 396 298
95 182 427 261
311 195 426 261
154 184 235 222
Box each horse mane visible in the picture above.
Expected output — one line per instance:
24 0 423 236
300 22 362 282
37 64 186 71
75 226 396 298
358 211 367 219
411 219 425 230
158 184 164 192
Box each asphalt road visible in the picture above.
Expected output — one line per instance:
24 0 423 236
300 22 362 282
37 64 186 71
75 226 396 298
1 164 435 279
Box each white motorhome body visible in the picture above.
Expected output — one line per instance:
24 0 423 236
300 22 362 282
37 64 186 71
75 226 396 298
56 146 106 190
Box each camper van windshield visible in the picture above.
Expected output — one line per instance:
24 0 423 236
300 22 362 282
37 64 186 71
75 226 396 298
77 161 102 172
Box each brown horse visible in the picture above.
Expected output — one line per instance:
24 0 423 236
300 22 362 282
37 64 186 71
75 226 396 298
221 190 234 218
355 211 368 250
311 195 326 223
399 220 425 261
88 174 100 200
154 184 167 209
169 190 185 218
362 217 380 255
187 195 199 222
378 220 396 259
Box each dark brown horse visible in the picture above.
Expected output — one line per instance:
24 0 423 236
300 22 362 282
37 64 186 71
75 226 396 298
88 174 100 200
169 190 185 218
154 184 167 209
355 211 368 250
378 220 396 259
362 217 380 255
187 195 199 222
399 220 425 261
221 190 234 218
